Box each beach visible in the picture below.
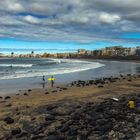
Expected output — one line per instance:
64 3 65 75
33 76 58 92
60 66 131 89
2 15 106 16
0 58 140 94
1 73 140 139
1 0 140 139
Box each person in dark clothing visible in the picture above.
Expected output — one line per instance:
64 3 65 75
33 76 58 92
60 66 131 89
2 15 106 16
42 75 45 82
42 75 45 88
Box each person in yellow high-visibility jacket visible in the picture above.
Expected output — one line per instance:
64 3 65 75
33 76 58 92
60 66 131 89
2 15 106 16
51 75 54 88
48 76 55 88
128 100 135 109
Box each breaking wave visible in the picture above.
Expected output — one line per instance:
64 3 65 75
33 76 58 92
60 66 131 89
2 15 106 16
0 59 105 80
0 64 33 67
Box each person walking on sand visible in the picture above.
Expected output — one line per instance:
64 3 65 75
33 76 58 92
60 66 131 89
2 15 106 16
42 75 45 82
42 75 46 88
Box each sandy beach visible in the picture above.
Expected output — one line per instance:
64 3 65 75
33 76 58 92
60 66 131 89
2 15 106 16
0 74 140 139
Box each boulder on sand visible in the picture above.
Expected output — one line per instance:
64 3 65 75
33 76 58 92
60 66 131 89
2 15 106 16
11 128 21 136
4 117 14 124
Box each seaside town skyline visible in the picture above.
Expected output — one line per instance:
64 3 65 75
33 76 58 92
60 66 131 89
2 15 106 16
1 46 140 58
0 39 139 54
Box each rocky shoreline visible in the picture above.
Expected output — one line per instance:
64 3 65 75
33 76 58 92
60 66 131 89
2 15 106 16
1 93 140 140
1 74 140 139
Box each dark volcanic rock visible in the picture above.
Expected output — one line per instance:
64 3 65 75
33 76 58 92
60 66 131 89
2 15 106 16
95 122 113 135
4 117 14 124
24 93 28 96
31 134 45 140
67 125 78 136
46 135 65 140
60 124 69 132
5 103 12 107
61 87 67 90
79 130 89 139
46 105 57 111
5 96 11 100
98 85 104 88
28 89 32 92
15 130 28 138
11 128 21 136
45 114 55 121
45 92 49 94
52 90 57 93
4 81 140 140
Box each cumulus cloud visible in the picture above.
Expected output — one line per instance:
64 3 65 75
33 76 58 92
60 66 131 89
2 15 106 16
0 0 139 44
0 0 24 12
99 12 121 24
8 3 24 12
23 15 41 24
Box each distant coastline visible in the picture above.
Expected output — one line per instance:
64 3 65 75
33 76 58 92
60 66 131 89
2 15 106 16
70 56 140 62
1 55 140 62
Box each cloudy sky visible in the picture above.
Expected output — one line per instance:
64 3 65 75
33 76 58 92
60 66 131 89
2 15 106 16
0 0 140 54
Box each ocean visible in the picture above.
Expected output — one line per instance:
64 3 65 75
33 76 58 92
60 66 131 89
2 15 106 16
0 58 140 94
0 58 104 80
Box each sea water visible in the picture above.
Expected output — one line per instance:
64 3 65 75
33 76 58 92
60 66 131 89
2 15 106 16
0 58 104 80
0 58 140 94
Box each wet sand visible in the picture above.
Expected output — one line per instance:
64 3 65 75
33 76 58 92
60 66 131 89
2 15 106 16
1 74 140 106
0 74 140 139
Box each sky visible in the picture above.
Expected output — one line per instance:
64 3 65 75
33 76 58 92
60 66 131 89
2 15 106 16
0 0 140 54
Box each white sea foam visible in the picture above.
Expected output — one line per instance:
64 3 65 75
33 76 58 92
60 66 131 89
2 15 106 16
0 59 105 80
0 64 33 67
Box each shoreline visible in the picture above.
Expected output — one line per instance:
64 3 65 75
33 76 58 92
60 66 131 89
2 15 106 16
1 56 140 62
1 74 140 139
0 58 140 95
0 73 140 97
69 57 140 63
